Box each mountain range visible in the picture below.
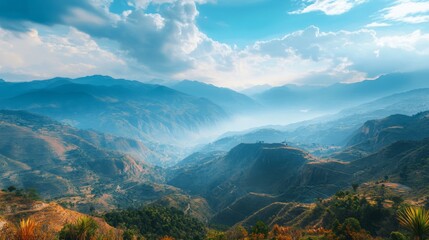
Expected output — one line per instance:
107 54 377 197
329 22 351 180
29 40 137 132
170 80 259 114
0 75 230 164
256 71 429 111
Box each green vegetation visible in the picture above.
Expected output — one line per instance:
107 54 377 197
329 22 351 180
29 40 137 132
104 205 207 240
3 186 41 201
59 216 99 240
390 231 406 240
251 221 269 237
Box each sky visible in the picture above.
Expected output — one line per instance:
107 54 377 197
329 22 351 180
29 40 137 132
0 0 429 89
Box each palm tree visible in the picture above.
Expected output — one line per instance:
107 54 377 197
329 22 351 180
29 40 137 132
397 206 429 240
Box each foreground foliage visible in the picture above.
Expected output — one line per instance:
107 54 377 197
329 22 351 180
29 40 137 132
0 217 121 240
397 206 429 240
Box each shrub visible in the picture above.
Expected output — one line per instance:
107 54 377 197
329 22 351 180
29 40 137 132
390 231 406 240
58 216 99 240
224 225 248 240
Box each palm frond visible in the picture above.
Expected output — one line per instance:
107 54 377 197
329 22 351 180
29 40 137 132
398 206 429 240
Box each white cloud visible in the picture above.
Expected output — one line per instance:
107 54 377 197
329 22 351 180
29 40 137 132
290 0 367 15
128 0 211 10
377 30 429 53
176 26 429 88
381 0 429 24
0 27 128 81
365 22 391 28
76 0 214 74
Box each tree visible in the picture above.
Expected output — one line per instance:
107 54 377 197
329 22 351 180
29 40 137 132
397 206 429 240
7 186 16 192
352 183 359 192
104 205 206 240
123 228 144 240
251 221 269 237
89 205 95 215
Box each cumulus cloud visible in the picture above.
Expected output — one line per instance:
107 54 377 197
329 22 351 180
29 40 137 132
0 0 220 75
290 0 367 15
0 27 128 81
97 1 217 73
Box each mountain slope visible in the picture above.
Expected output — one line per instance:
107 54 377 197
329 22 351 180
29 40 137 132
171 80 259 114
198 128 287 153
331 111 429 161
0 191 119 237
282 88 429 146
169 143 316 211
0 110 181 211
171 137 429 226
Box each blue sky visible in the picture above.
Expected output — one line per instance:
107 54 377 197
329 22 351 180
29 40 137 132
0 0 429 89
198 0 375 45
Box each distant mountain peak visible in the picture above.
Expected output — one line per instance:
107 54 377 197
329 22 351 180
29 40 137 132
171 79 259 114
84 74 114 79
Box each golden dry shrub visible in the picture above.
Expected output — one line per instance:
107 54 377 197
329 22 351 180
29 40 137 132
159 236 175 240
249 233 266 240
225 225 248 240
268 225 302 240
2 218 55 240
306 227 332 235
15 219 38 240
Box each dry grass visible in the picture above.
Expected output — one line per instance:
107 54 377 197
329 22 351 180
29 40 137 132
15 218 38 240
